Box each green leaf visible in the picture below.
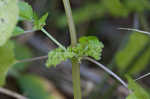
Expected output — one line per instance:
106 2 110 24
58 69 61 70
12 26 24 37
102 0 128 17
126 93 137 99
125 0 150 12
129 46 150 74
74 36 104 60
18 1 34 21
0 41 16 86
115 32 149 74
33 12 39 21
18 74 54 99
46 48 75 67
33 13 49 30
80 36 104 60
126 77 150 99
0 0 19 46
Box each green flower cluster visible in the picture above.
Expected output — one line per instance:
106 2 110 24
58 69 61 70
46 36 104 67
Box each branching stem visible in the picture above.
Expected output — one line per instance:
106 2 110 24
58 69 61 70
62 0 81 99
41 28 66 50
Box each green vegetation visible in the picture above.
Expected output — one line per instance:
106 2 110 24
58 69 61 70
0 0 150 99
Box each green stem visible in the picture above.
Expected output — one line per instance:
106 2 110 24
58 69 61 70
62 0 77 46
72 59 82 99
62 0 81 99
41 28 66 50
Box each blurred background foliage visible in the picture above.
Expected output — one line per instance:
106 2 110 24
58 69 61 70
1 0 150 99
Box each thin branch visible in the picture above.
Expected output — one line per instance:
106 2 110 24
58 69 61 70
17 55 48 63
84 57 128 88
0 87 27 99
41 28 66 50
135 73 150 81
22 30 36 34
16 28 66 50
118 28 150 35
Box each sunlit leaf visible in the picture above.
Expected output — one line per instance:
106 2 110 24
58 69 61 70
0 0 19 46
